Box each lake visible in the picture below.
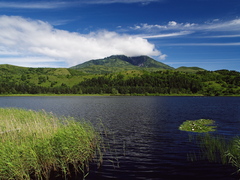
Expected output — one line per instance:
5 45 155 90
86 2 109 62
0 96 240 179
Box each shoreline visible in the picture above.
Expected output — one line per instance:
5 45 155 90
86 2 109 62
0 93 239 97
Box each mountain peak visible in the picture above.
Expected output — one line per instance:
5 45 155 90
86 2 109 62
70 55 174 73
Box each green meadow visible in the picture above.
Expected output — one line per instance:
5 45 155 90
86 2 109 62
0 64 240 96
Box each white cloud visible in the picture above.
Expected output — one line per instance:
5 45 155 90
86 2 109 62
0 57 64 68
163 42 240 46
127 18 240 44
0 1 68 9
132 21 197 31
0 0 161 9
159 54 167 60
168 21 177 27
131 18 240 34
79 0 161 5
141 31 193 38
131 23 167 30
184 23 196 28
0 15 164 67
202 18 240 31
206 34 240 38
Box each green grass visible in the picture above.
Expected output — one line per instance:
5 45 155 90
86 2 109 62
0 108 102 180
179 119 216 133
0 94 113 97
197 134 229 163
185 129 240 175
180 118 240 175
176 66 205 73
0 93 201 97
197 134 240 174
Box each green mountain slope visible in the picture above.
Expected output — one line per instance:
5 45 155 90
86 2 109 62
176 66 205 73
0 64 88 88
0 64 28 75
0 63 240 96
70 55 174 73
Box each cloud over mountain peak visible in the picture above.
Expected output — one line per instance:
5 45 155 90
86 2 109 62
0 16 165 67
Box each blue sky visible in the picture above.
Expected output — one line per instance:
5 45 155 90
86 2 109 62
0 0 240 71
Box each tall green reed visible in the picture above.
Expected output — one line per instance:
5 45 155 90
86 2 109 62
199 135 240 173
179 119 240 174
186 130 240 175
0 108 102 180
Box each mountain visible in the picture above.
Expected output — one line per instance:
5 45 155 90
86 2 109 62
70 55 174 74
1 62 240 96
176 66 205 73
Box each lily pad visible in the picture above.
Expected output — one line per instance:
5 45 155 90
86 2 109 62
179 119 216 133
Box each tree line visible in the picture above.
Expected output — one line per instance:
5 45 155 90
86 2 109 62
0 70 240 96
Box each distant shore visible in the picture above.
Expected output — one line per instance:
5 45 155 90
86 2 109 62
0 93 239 97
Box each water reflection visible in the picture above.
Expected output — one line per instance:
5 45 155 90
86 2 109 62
0 96 240 179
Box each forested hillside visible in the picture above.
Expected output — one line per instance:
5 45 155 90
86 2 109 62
0 63 239 96
72 70 240 96
0 64 88 94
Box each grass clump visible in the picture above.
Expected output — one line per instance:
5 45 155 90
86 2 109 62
179 119 216 133
0 108 102 180
180 119 240 175
199 134 240 174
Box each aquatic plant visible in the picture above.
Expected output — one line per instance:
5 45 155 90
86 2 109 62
199 134 240 173
0 108 102 180
197 134 229 163
179 119 216 133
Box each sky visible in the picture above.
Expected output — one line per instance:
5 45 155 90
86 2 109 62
0 0 240 71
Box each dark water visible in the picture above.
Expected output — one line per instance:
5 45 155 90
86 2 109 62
0 96 240 179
